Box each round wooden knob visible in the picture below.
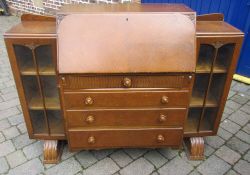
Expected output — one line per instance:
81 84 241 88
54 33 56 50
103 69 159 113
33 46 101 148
85 97 93 105
123 77 132 88
159 114 167 122
161 96 168 104
88 136 95 144
157 134 165 143
86 115 94 124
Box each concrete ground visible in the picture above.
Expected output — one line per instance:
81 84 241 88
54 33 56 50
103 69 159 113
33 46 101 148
0 15 250 175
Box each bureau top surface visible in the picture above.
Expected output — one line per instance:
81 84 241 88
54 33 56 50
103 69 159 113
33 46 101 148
58 4 194 14
4 18 243 38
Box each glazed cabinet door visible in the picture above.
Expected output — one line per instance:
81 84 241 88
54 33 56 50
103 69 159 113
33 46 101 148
5 38 65 139
185 36 243 136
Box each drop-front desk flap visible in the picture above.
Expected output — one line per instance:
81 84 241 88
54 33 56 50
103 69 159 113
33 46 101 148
57 4 196 74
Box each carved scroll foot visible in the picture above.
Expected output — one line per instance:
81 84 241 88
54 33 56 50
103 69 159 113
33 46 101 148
184 137 204 160
43 140 64 164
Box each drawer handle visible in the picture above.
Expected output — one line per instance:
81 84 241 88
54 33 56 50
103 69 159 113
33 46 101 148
85 97 93 105
88 136 95 144
161 96 168 104
157 134 165 143
123 77 132 88
86 115 95 124
159 114 167 122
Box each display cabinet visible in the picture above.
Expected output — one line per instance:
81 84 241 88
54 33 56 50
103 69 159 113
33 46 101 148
4 15 65 163
184 14 244 159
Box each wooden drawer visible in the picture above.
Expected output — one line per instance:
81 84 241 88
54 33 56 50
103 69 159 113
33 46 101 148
67 108 186 128
63 90 189 109
68 128 183 150
61 74 192 89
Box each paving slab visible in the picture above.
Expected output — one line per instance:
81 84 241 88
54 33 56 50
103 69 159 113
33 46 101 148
197 155 231 175
220 119 241 134
75 151 98 168
8 158 44 175
45 157 82 175
228 110 250 126
158 156 193 175
215 146 241 165
110 150 133 168
233 160 250 175
120 157 154 175
226 137 250 154
144 150 168 168
83 157 120 175
0 140 15 157
0 157 9 174
124 148 148 159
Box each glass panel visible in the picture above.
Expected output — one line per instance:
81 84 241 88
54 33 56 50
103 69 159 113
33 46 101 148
35 45 55 75
13 45 36 75
47 110 64 135
185 108 202 132
29 110 48 134
206 74 226 107
190 74 210 107
214 44 235 73
40 76 60 110
200 107 218 131
21 76 43 110
196 44 216 73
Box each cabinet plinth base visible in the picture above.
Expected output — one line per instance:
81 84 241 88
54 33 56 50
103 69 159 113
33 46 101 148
184 137 204 160
43 140 64 164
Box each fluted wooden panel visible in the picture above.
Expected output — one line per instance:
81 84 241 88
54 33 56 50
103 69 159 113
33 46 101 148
61 75 191 89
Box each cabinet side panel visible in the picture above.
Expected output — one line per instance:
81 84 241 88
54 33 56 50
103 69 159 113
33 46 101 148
4 38 34 138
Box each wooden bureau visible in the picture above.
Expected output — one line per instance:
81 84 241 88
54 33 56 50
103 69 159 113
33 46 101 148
4 4 244 163
57 4 196 151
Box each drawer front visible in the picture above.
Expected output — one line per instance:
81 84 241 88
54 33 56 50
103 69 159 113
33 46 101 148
61 74 192 89
67 108 186 128
68 128 183 149
64 90 189 109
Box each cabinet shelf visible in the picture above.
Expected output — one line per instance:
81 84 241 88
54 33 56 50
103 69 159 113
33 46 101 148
190 96 217 107
196 63 227 73
29 97 60 110
196 63 211 73
213 65 227 73
20 66 55 76
190 96 204 107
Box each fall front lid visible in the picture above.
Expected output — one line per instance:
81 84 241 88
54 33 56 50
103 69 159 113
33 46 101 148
57 4 196 74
